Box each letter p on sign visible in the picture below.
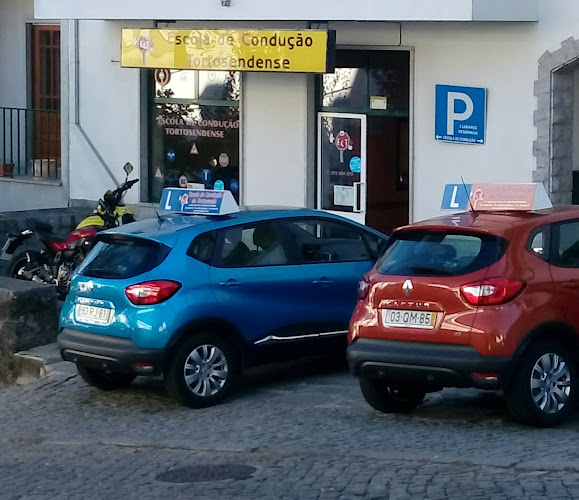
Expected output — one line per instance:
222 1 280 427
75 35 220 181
435 85 487 145
447 92 474 135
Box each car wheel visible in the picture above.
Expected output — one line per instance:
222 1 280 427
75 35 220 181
77 364 136 390
166 333 238 409
359 376 426 413
506 340 576 427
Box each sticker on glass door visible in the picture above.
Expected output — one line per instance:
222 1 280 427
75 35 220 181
317 113 367 224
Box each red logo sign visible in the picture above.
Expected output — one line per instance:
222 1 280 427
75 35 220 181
334 131 353 163
335 131 351 151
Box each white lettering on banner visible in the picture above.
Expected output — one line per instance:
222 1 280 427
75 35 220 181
450 186 460 209
447 92 474 135
164 192 172 211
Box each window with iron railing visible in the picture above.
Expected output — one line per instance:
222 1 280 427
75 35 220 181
0 25 61 180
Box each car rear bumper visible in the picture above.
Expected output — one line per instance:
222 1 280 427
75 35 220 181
347 338 511 390
58 328 166 376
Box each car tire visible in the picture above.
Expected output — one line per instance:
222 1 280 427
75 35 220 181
166 333 238 409
505 340 576 427
359 376 426 413
77 364 136 390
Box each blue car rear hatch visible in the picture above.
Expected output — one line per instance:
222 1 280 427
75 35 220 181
62 230 175 339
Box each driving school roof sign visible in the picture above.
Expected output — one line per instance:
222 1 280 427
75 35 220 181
121 29 336 73
160 188 240 215
441 183 552 211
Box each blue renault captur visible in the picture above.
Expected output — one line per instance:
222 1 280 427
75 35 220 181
58 189 388 408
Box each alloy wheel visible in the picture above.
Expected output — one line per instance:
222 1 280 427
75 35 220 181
530 352 571 414
183 344 229 397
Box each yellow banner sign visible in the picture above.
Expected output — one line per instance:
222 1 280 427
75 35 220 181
121 29 336 73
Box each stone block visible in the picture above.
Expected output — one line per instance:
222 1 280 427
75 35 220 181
551 139 573 159
552 124 573 143
533 105 550 126
552 174 573 193
552 106 573 125
551 191 572 205
550 47 571 69
552 90 574 109
561 37 579 65
0 278 58 386
552 72 574 92
552 158 572 176
532 169 548 183
538 51 555 70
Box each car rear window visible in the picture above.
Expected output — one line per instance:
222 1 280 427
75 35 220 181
376 229 507 277
80 235 171 279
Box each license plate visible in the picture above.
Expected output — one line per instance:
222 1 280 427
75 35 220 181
75 304 113 326
382 309 437 329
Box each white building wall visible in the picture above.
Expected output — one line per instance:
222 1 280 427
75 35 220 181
67 20 142 205
242 73 309 207
34 0 539 22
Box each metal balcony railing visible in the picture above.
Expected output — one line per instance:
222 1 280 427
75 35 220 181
0 107 61 180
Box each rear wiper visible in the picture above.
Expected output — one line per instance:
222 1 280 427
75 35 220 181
408 266 453 276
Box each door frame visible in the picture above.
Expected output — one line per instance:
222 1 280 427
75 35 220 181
316 112 367 225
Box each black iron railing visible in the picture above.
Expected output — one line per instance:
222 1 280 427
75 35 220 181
0 107 61 180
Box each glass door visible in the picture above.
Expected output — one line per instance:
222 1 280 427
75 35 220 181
317 112 367 224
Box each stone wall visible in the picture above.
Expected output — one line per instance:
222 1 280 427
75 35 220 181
534 37 579 205
0 277 58 387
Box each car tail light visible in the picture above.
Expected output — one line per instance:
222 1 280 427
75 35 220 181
125 280 181 305
358 276 370 300
460 278 524 306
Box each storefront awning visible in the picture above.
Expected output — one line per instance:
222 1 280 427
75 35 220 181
34 0 538 22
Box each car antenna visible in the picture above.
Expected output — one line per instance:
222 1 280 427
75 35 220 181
461 176 478 219
152 202 163 225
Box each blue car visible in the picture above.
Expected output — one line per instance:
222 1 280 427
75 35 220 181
58 202 388 408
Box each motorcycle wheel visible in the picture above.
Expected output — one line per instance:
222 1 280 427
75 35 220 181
8 251 41 279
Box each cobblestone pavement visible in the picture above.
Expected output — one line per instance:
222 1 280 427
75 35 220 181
2 352 579 499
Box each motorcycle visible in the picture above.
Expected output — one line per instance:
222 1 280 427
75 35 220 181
0 162 138 298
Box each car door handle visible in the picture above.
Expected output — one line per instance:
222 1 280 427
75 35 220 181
313 278 334 285
562 281 579 289
219 279 243 287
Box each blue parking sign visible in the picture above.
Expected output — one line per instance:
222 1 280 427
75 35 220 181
435 85 487 145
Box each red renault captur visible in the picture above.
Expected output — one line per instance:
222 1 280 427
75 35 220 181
348 207 579 427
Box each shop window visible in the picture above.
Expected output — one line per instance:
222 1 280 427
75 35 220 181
149 70 240 203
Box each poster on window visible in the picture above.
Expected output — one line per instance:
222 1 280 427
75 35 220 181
150 70 240 203
318 115 364 213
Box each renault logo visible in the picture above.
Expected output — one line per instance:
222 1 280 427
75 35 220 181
402 279 413 296
79 280 94 293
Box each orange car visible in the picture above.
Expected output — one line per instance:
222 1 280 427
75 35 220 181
348 207 579 427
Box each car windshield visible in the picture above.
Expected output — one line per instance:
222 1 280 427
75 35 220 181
79 235 171 279
376 229 507 277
